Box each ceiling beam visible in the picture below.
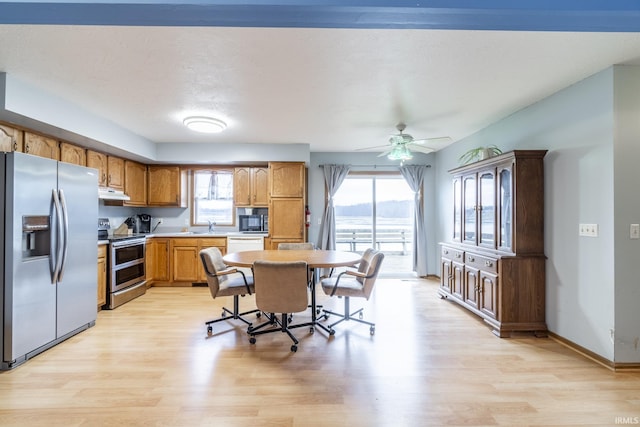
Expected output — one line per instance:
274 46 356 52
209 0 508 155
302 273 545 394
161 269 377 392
1 1 640 31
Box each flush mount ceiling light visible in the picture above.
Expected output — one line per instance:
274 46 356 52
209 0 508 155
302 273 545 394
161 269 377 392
183 116 227 133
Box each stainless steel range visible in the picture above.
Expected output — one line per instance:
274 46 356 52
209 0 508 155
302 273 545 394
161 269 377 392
99 218 147 309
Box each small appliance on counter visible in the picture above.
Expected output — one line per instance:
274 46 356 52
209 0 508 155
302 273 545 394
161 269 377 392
123 214 152 234
238 207 268 233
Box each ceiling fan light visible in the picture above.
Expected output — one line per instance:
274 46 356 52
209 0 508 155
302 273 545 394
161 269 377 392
183 116 227 133
387 145 413 161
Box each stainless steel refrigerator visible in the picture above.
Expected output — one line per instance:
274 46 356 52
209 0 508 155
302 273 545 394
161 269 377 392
0 152 98 369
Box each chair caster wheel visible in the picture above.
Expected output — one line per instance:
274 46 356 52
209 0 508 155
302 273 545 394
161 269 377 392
329 329 335 336
207 326 213 336
247 326 253 334
221 311 226 317
323 314 329 321
288 316 293 323
309 327 315 334
256 312 262 318
291 345 298 352
316 309 321 315
370 326 375 335
249 337 256 344
359 312 364 320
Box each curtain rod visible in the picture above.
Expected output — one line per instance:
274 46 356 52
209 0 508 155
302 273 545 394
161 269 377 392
318 164 431 168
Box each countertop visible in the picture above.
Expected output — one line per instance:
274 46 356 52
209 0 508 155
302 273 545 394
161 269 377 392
98 231 268 245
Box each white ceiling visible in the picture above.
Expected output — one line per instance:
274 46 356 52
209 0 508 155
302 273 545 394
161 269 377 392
2 25 640 153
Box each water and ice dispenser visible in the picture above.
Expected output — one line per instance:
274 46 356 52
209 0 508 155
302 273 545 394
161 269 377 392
22 215 51 258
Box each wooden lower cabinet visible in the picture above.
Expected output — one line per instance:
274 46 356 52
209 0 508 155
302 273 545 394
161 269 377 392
97 245 107 310
439 244 545 337
149 237 226 286
172 240 200 283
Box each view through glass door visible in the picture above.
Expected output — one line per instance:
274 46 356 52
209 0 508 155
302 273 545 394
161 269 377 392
333 174 415 276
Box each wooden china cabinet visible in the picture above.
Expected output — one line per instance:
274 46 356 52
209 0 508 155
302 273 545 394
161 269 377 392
439 150 547 337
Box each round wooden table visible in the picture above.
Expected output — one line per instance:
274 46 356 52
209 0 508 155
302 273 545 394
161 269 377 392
222 249 361 269
222 249 362 333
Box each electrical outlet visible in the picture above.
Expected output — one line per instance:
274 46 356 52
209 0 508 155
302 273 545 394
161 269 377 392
579 223 598 237
631 224 640 239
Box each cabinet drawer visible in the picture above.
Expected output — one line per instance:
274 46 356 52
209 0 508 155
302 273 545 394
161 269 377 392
441 246 464 261
465 253 498 274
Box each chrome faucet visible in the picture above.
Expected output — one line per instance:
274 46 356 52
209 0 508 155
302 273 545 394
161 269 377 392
208 220 216 233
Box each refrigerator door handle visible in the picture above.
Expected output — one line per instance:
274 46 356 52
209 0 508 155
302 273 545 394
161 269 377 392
51 188 64 284
58 189 69 282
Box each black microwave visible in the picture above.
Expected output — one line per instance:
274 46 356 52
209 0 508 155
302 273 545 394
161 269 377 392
238 214 268 232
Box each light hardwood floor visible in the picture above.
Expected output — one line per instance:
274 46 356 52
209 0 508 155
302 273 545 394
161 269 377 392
0 278 638 426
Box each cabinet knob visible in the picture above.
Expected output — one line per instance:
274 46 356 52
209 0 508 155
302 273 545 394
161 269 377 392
13 141 17 151
485 260 493 267
468 256 475 262
25 144 29 153
444 250 449 255
455 253 461 258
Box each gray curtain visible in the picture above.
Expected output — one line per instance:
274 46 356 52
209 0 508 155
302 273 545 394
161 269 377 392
316 164 351 250
400 165 428 276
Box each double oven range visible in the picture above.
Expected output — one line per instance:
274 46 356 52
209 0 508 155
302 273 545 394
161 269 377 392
99 218 147 309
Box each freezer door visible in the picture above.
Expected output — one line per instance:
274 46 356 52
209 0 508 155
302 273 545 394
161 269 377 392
56 162 98 337
3 153 58 362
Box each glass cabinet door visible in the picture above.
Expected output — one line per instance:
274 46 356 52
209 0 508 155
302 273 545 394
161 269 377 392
453 178 461 241
463 175 476 244
478 171 496 247
498 166 513 251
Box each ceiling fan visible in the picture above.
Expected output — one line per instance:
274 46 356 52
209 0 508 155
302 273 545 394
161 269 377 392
358 123 452 161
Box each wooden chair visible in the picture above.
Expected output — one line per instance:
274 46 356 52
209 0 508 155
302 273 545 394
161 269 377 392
319 248 384 336
248 260 311 352
199 247 261 336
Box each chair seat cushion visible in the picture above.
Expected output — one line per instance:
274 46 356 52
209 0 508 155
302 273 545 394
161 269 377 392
217 275 255 297
320 277 366 298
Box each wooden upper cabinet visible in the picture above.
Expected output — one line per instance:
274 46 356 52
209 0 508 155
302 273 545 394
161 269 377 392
24 132 59 160
107 156 125 190
269 162 305 198
123 160 147 206
0 124 24 152
234 166 268 206
87 150 108 187
148 165 187 207
269 198 305 240
60 142 87 166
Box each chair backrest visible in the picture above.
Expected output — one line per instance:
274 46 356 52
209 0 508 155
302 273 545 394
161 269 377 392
277 242 315 250
358 249 384 300
199 247 228 299
253 260 309 314
356 248 377 282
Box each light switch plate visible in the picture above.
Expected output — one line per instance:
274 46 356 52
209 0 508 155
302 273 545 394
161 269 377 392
579 223 599 237
631 224 640 239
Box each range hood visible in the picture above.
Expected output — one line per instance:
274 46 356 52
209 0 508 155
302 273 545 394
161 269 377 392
98 188 130 201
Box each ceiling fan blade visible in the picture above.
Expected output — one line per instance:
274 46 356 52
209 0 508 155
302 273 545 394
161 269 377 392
408 145 435 154
411 136 453 145
356 144 390 152
377 148 393 157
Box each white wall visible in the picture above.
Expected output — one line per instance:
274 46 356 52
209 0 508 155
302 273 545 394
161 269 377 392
435 67 623 362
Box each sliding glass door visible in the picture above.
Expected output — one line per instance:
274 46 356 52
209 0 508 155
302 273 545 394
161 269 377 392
333 174 414 276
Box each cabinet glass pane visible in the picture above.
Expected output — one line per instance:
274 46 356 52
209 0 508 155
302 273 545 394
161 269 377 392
479 172 495 247
453 178 461 241
499 168 512 249
463 176 476 242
